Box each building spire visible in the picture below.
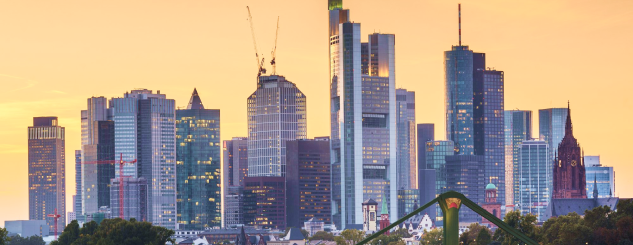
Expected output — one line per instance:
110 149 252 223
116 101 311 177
381 196 389 215
458 3 462 46
565 101 573 137
187 88 204 110
593 175 599 199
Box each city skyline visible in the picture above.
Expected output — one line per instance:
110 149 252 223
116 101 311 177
1 0 632 225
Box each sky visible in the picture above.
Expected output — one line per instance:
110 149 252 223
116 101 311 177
0 0 632 225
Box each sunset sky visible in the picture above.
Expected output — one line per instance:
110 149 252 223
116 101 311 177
1 0 632 225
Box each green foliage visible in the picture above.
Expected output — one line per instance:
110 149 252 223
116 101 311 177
419 228 442 245
49 218 174 245
458 223 490 245
475 228 492 245
540 212 592 245
310 231 335 241
390 228 411 239
0 228 8 245
340 229 365 245
334 236 347 245
493 210 540 245
6 235 45 245
301 229 310 240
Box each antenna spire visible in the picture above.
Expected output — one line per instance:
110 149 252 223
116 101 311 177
458 3 462 46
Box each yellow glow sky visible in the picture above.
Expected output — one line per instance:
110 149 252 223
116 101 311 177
1 0 632 224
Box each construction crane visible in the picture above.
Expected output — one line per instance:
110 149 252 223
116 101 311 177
246 6 266 80
270 16 279 75
47 208 61 240
81 153 137 219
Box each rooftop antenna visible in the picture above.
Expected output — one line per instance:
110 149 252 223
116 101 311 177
458 3 462 46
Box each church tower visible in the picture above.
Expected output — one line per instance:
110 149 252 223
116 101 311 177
481 183 501 226
552 103 587 199
380 197 390 235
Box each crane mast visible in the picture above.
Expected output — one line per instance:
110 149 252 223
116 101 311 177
271 16 279 75
247 6 266 80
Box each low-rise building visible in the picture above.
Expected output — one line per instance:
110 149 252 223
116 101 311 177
4 220 49 237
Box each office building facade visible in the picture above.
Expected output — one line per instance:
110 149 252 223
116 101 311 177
286 137 332 227
176 89 221 229
224 186 244 227
517 140 550 221
74 150 82 215
445 155 485 222
247 75 306 177
243 177 286 229
417 123 435 172
110 89 177 229
425 140 456 220
504 110 532 206
396 89 416 190
28 117 66 234
223 137 248 189
82 120 115 215
110 177 148 222
584 156 616 198
539 108 568 164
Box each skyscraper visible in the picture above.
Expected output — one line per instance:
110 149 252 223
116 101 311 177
223 137 248 189
417 124 435 172
445 155 485 222
243 177 286 229
110 177 148 222
584 156 616 198
517 140 550 221
82 120 115 215
553 105 586 199
396 89 416 189
285 137 332 227
110 89 177 229
176 89 221 229
74 150 82 216
329 0 398 228
28 117 66 234
425 140 456 220
445 45 478 155
247 75 306 177
504 110 532 206
539 108 568 165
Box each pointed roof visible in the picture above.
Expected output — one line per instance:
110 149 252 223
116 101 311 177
363 198 377 205
565 101 573 138
381 197 389 215
187 88 205 109
284 228 306 241
236 226 249 245
593 175 599 199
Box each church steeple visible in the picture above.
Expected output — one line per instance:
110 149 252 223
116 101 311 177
593 175 599 199
565 101 573 138
187 88 205 110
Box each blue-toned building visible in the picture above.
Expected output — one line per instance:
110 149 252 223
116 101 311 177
445 155 485 222
539 108 568 164
445 46 478 155
517 140 550 221
584 156 616 198
176 89 221 229
504 110 532 206
396 89 416 190
397 189 420 219
425 140 456 221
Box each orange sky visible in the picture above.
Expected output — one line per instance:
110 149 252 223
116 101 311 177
1 0 632 225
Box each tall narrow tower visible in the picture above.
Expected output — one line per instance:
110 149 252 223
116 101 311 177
552 103 586 199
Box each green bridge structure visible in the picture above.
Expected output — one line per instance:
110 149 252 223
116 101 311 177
356 191 538 245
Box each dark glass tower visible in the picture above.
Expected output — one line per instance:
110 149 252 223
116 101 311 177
445 45 476 155
28 117 66 234
176 89 221 229
504 110 532 205
445 155 485 222
82 120 115 214
539 108 568 166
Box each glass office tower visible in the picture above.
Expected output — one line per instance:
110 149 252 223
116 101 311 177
425 140 456 220
445 155 485 222
539 108 568 164
504 110 532 206
110 89 177 229
396 89 416 189
584 156 616 198
247 75 307 177
517 140 550 221
445 46 478 155
28 117 66 234
176 89 221 229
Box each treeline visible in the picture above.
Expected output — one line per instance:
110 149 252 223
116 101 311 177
50 218 174 245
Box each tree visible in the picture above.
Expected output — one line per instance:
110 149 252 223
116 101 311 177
493 210 540 244
311 231 335 241
458 223 490 245
6 235 45 245
340 229 365 245
540 212 591 245
334 236 347 245
420 228 442 245
475 228 492 245
391 228 412 239
0 228 8 245
301 229 310 240
50 218 174 245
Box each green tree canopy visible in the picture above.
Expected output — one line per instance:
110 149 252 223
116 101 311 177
493 210 540 244
49 218 174 245
420 228 442 245
0 228 8 245
340 229 365 245
6 235 45 245
310 231 334 241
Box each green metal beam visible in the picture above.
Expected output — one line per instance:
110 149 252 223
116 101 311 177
354 191 538 245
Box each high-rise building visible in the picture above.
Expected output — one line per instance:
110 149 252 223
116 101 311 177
176 89 221 229
286 137 331 227
243 177 286 229
330 21 398 227
418 169 436 222
504 110 532 206
223 137 248 189
425 140 456 220
110 177 148 222
517 140 550 221
396 89 416 190
110 89 176 229
445 155 485 222
553 104 586 199
473 68 505 210
224 186 244 227
28 117 66 234
247 75 306 177
74 150 82 214
417 124 435 172
584 156 616 198
397 189 419 219
82 120 115 215
539 108 568 165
